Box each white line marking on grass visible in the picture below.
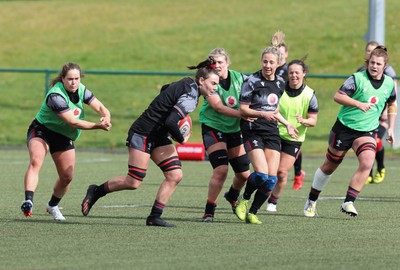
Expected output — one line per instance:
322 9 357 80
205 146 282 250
79 158 113 163
0 158 113 165
319 196 400 202
0 160 26 164
103 204 150 208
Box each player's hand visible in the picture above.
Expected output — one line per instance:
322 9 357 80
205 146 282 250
386 129 394 144
295 114 306 125
386 135 394 144
182 131 192 144
100 116 111 124
262 110 278 122
100 117 112 131
286 124 299 140
242 116 257 122
357 102 374 112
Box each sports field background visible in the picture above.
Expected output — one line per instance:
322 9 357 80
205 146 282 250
1 149 400 270
1 0 400 155
2 1 400 269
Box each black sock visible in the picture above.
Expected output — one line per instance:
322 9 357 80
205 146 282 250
268 194 279 204
149 200 165 218
243 175 258 200
294 152 302 176
204 201 217 216
48 195 61 207
308 187 321 201
25 191 34 202
226 186 240 202
94 182 110 198
249 188 271 214
344 186 359 203
376 148 385 172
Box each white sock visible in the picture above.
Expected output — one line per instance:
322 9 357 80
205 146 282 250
312 167 332 191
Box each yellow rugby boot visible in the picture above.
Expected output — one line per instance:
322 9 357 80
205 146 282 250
246 213 262 225
373 168 386 184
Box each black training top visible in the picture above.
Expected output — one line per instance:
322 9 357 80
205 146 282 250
239 70 285 133
129 77 199 142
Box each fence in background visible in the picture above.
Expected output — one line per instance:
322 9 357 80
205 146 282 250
2 67 400 149
0 67 353 93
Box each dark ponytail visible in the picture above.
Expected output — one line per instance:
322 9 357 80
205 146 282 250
187 56 218 83
288 55 309 74
187 56 216 70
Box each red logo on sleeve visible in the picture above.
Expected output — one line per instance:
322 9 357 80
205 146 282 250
73 108 81 117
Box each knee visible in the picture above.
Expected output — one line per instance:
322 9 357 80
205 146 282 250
320 164 335 176
125 175 142 190
359 156 375 171
209 150 229 169
261 175 278 191
235 172 250 184
320 156 339 175
356 143 376 170
158 156 183 184
229 154 250 174
213 166 229 182
128 165 147 182
277 170 288 183
29 156 44 171
166 170 183 184
326 148 344 165
59 173 74 186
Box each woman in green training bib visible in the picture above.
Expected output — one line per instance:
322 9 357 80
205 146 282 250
266 58 319 213
199 48 252 222
21 62 111 221
303 46 397 218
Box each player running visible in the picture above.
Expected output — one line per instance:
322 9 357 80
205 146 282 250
81 57 219 227
304 46 397 217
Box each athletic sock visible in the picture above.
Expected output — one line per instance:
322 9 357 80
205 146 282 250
294 152 302 176
25 190 34 202
94 182 110 198
204 200 217 215
308 187 321 202
376 148 385 172
243 173 261 200
344 186 360 203
149 200 165 218
268 194 279 205
48 195 61 207
249 188 271 214
227 186 240 202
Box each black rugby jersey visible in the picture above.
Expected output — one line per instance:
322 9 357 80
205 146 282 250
275 62 288 81
130 77 199 140
240 70 285 132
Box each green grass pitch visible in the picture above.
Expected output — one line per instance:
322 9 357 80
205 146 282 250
1 149 400 270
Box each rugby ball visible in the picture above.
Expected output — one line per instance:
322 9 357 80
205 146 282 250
178 115 192 137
